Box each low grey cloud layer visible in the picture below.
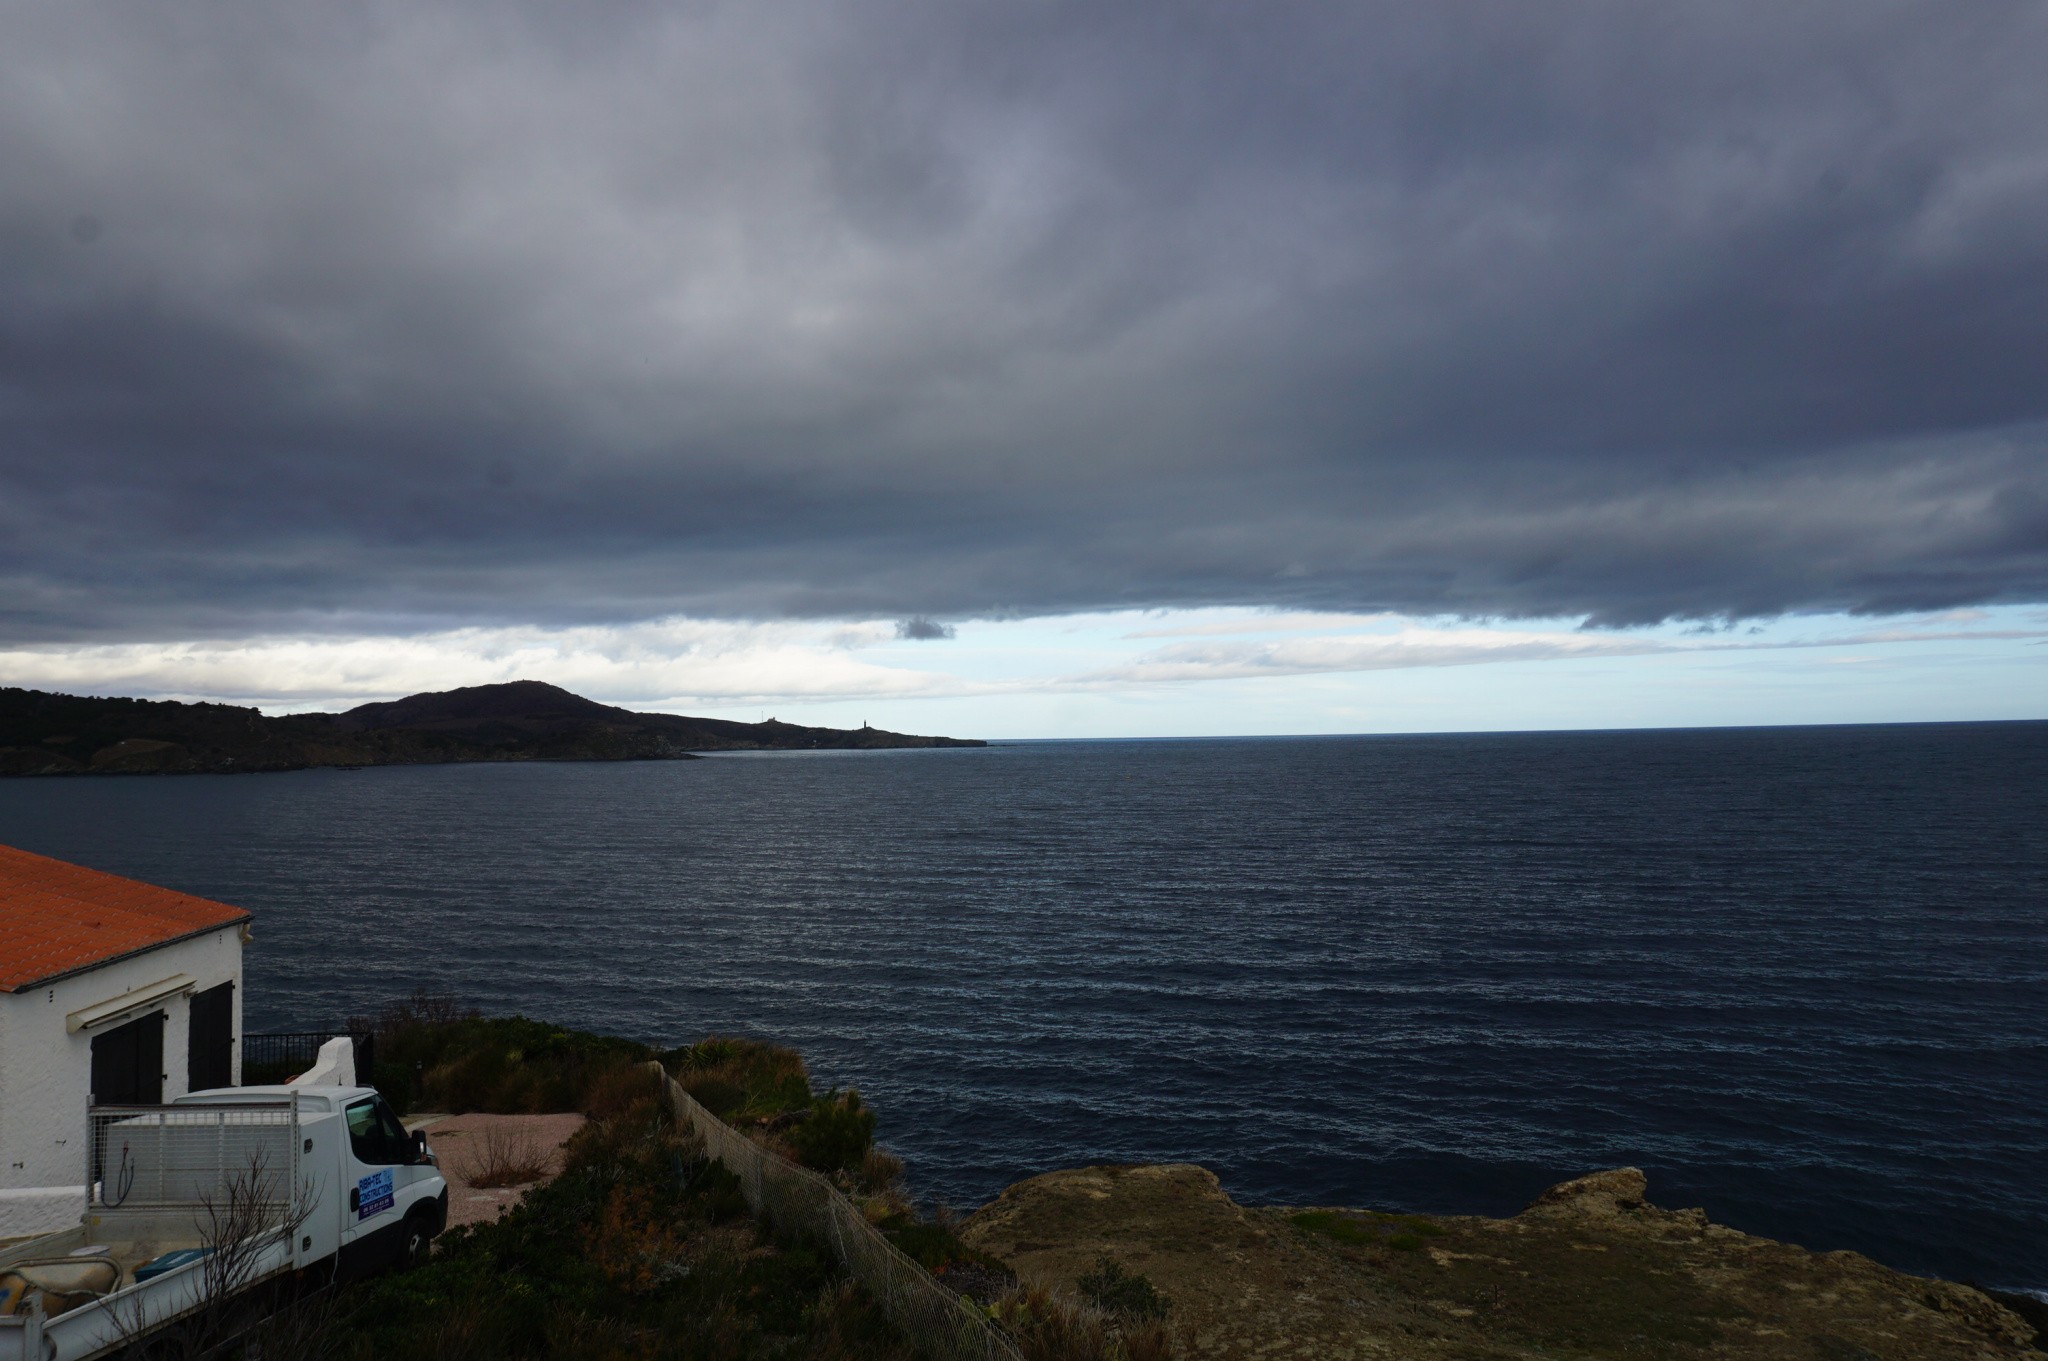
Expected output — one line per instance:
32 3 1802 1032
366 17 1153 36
4 0 2047 644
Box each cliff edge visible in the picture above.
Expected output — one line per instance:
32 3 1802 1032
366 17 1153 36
961 1163 2043 1360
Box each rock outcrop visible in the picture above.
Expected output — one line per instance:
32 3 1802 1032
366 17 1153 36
961 1163 2043 1361
1518 1165 1648 1218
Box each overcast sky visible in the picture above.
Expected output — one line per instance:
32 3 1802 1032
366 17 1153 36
3 2 2045 730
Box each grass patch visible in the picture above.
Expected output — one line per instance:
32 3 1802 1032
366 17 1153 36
1290 1209 1445 1250
989 1281 1177 1361
1356 1215 1750 1354
1289 1210 1375 1245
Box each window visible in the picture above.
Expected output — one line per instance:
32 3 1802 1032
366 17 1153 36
345 1097 412 1166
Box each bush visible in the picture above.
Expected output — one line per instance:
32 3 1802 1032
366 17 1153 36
581 1065 665 1122
680 1072 746 1116
344 994 654 1115
662 1035 813 1120
789 1089 876 1174
857 1147 904 1194
1076 1256 1170 1322
458 1125 556 1189
990 1284 1108 1361
990 1282 1176 1361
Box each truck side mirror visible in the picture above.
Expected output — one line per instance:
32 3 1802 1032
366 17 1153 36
412 1129 430 1163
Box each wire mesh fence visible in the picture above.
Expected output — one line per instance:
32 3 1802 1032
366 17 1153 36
643 1063 1024 1361
90 1102 299 1211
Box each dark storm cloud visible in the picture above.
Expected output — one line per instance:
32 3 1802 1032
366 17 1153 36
3 0 2047 642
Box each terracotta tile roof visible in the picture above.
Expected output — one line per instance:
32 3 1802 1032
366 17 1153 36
0 844 250 993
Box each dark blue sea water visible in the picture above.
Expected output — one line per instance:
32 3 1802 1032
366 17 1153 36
4 723 2044 1295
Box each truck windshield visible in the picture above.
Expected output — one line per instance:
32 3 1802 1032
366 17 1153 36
345 1097 412 1165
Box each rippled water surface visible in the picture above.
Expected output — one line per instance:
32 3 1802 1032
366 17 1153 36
4 723 2044 1292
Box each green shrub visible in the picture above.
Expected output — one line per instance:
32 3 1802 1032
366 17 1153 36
348 994 653 1115
789 1089 875 1174
1076 1255 1169 1321
662 1034 813 1120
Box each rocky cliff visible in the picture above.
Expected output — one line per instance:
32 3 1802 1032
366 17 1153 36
961 1163 2044 1360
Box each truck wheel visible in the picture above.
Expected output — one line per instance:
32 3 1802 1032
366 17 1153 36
400 1211 434 1271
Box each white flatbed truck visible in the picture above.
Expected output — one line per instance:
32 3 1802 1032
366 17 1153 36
0 1085 446 1361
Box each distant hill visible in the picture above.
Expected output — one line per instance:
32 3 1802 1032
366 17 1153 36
0 680 983 776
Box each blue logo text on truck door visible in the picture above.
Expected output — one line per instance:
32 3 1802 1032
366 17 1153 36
357 1168 394 1219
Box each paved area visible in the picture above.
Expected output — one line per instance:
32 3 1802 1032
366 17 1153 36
405 1112 586 1229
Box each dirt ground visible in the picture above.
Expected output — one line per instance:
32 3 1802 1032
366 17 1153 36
961 1164 2044 1361
406 1112 586 1230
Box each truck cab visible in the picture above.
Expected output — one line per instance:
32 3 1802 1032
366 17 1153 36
175 1085 448 1278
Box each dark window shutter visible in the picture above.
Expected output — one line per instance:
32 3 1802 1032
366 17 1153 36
91 1011 165 1106
188 982 235 1091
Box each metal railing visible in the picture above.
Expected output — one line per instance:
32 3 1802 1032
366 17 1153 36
239 1030 375 1087
643 1064 1023 1361
89 1102 299 1211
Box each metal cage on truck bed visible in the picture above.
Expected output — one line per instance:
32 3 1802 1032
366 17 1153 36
89 1102 301 1212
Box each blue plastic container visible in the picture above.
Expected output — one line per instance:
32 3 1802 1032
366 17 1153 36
133 1248 211 1282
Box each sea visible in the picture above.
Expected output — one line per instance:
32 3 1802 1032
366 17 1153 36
3 722 2043 1297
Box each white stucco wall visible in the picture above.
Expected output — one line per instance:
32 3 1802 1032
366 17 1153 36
0 926 243 1238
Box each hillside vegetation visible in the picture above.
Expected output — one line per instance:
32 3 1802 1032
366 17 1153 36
0 680 981 776
338 1076 918 1361
272 998 1171 1361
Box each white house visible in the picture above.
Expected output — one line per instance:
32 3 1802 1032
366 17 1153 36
0 843 250 1238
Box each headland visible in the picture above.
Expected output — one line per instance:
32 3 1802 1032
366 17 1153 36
0 679 983 776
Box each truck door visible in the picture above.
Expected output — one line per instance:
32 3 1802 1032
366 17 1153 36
339 1096 415 1278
